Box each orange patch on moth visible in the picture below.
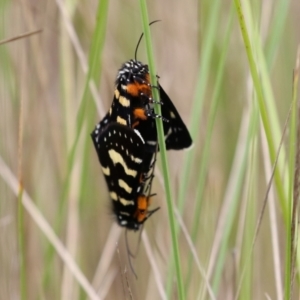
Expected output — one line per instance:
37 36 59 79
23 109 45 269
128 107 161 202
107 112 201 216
126 84 140 97
126 78 152 97
135 195 148 222
133 108 147 120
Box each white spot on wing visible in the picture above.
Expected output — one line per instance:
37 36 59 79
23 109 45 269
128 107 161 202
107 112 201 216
165 127 172 140
101 166 110 176
120 211 130 216
117 116 127 126
133 129 145 143
118 179 132 193
120 220 128 225
110 192 118 201
130 155 142 164
108 149 137 177
114 89 120 99
119 197 134 206
119 96 130 107
170 111 176 118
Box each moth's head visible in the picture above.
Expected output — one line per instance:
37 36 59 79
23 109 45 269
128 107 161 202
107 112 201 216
116 60 149 85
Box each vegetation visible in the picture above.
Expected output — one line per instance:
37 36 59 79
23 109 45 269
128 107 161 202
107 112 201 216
0 0 299 299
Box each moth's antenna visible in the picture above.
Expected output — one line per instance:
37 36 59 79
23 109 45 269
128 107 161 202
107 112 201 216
134 20 161 61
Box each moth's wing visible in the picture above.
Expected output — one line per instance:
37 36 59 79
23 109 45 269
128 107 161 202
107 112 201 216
93 122 146 229
159 85 193 150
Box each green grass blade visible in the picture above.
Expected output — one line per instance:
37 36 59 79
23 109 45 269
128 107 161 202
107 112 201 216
138 1 185 299
264 0 290 68
185 4 235 294
286 48 299 300
211 103 259 293
177 0 223 214
42 0 109 291
234 0 287 219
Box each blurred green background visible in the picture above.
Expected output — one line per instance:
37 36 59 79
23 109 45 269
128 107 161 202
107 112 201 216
1 0 300 299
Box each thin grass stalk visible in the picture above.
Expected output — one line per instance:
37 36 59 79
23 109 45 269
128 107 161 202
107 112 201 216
60 3 81 296
268 175 284 300
255 42 289 187
234 0 287 218
234 103 292 300
0 29 42 45
61 0 109 206
250 0 290 201
76 112 98 299
79 114 97 206
0 156 101 300
241 137 257 300
264 0 290 68
185 4 234 294
55 0 105 116
91 224 122 293
138 1 185 299
177 0 222 213
249 1 290 193
43 0 109 291
203 100 259 297
59 0 108 204
261 129 284 300
60 0 77 152
142 232 168 300
167 0 223 296
262 130 283 300
174 209 216 300
18 49 26 300
288 46 300 300
190 2 234 242
17 189 26 300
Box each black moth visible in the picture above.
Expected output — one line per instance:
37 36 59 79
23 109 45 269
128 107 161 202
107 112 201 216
91 59 192 230
91 122 159 230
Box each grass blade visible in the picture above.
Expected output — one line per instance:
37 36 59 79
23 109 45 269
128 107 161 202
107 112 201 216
138 1 185 299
